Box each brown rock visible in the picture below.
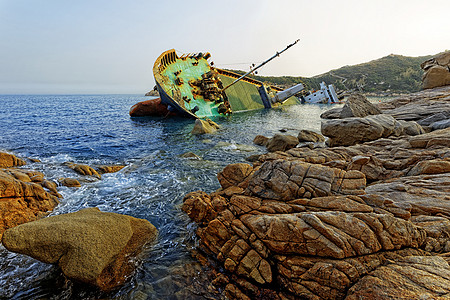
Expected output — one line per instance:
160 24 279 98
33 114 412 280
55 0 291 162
0 152 26 168
58 177 81 187
265 134 299 152
321 114 403 147
0 169 59 239
345 256 450 299
191 118 220 135
246 159 366 201
253 135 269 146
421 51 450 90
96 165 125 174
65 162 101 179
407 159 450 176
2 207 158 291
217 163 255 189
365 173 450 218
340 93 382 118
408 127 450 148
297 129 325 143
129 97 175 117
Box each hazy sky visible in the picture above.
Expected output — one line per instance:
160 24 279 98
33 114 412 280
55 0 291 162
1 0 448 94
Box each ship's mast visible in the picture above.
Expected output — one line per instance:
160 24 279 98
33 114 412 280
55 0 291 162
221 39 300 92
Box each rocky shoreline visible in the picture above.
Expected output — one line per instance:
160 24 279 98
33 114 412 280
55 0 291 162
0 154 157 291
1 86 449 297
182 86 450 299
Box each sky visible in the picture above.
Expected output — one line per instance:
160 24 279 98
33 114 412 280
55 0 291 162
0 0 449 94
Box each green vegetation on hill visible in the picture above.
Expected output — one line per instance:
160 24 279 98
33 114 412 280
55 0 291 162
228 53 435 94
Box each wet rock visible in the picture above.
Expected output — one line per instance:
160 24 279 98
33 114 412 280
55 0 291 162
96 165 126 174
64 162 101 179
58 177 81 187
0 169 59 239
191 118 220 135
265 134 299 152
297 129 325 143
252 135 269 146
339 93 382 118
2 207 158 291
0 152 26 168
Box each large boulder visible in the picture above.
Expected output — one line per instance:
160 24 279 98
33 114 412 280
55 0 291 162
321 114 404 146
2 207 158 291
421 51 450 89
340 93 382 118
0 169 59 239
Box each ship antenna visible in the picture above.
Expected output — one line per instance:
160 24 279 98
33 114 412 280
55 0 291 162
221 39 300 91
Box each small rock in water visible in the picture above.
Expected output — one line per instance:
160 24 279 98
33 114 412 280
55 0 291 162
253 135 269 146
265 134 299 152
64 162 101 179
191 118 220 135
96 165 126 174
58 177 81 187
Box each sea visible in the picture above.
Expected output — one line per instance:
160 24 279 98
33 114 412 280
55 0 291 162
0 94 343 299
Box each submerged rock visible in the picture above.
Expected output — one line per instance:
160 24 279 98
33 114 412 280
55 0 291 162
2 207 158 291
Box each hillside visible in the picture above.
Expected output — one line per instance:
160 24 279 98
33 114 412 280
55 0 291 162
229 53 436 94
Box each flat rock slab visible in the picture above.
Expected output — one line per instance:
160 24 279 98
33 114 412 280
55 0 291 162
2 207 158 291
345 256 450 299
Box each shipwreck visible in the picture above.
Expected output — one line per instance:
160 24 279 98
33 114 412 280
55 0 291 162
130 40 305 118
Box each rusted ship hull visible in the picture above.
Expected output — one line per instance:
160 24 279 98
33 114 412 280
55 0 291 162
152 49 304 119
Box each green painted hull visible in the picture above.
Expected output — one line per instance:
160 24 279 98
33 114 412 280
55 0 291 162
153 49 300 118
